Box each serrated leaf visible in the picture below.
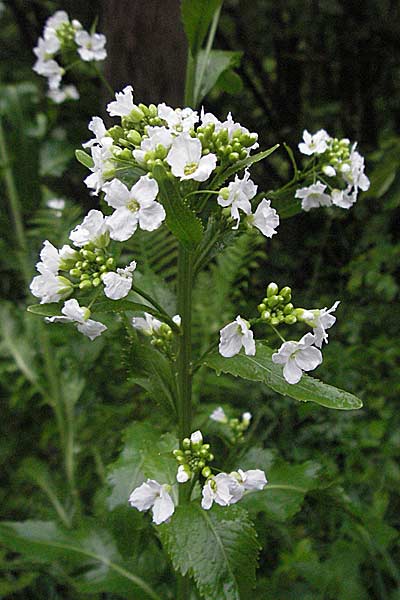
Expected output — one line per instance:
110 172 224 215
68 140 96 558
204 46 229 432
195 50 242 104
159 503 259 600
204 342 362 410
0 520 161 600
75 148 93 168
152 163 203 249
106 422 178 510
181 0 222 55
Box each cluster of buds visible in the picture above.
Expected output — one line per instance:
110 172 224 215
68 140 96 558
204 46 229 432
323 137 351 176
210 407 252 443
195 122 258 164
68 244 116 291
173 431 214 482
257 282 297 326
132 313 181 355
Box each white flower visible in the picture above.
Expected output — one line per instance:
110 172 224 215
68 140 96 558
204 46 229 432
69 209 110 247
104 176 165 242
129 479 175 525
33 36 59 62
30 270 73 304
83 117 112 149
84 145 113 194
222 112 259 150
210 407 228 423
344 146 370 192
298 129 331 155
272 332 322 384
295 182 332 212
158 103 199 133
248 198 279 237
331 188 357 209
218 170 256 229
219 316 255 358
102 261 137 300
176 465 190 483
47 84 79 104
166 133 217 182
132 312 162 335
107 85 135 117
75 30 107 62
301 301 340 348
190 430 203 445
236 469 267 491
200 108 222 130
201 473 236 510
46 299 107 340
44 10 69 35
132 126 173 165
35 240 77 274
33 55 63 88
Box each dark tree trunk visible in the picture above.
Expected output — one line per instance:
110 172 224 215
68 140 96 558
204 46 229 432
101 0 187 106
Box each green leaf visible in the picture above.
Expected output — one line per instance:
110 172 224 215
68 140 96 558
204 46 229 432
181 0 222 56
106 422 178 510
159 503 259 600
75 148 94 168
240 448 322 521
0 520 161 600
216 69 243 95
204 342 362 410
152 163 203 249
195 50 242 103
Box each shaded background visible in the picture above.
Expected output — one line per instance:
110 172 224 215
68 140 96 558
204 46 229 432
1 0 399 598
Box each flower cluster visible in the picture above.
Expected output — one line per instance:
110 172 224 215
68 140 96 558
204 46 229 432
33 10 107 103
129 430 267 524
132 312 181 354
81 86 279 236
210 407 252 443
218 284 340 385
296 129 370 211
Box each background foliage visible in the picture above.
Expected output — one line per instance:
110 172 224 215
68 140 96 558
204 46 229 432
1 0 399 598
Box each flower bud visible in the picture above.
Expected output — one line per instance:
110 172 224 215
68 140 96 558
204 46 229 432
262 310 271 321
284 314 297 325
283 303 294 315
69 268 81 278
129 106 145 122
79 279 92 290
202 466 212 478
267 282 279 297
92 277 102 287
182 437 191 450
126 130 142 145
257 303 266 313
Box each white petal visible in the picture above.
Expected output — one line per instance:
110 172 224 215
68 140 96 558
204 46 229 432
129 480 160 511
295 346 322 371
219 322 243 358
103 271 133 300
201 481 214 510
103 179 131 209
152 488 175 524
177 465 190 483
210 407 227 423
238 469 267 491
132 175 159 204
190 430 203 445
76 319 107 340
283 358 303 384
191 154 217 182
61 298 86 323
138 201 166 231
106 209 138 242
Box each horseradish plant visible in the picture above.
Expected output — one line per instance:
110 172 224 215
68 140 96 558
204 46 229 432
27 4 367 599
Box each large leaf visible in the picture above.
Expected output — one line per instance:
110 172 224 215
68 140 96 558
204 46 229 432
195 49 242 104
159 503 259 600
153 164 203 249
106 422 178 510
181 0 223 56
0 520 161 600
204 342 362 410
240 448 322 521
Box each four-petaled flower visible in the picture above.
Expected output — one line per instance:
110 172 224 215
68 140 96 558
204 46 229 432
129 479 175 525
102 261 137 300
166 133 217 181
295 182 332 212
107 85 136 117
104 176 165 241
219 316 256 358
69 209 110 247
210 407 228 423
298 129 330 155
300 301 340 348
75 31 107 62
217 170 257 229
272 332 322 384
46 299 107 340
248 198 280 238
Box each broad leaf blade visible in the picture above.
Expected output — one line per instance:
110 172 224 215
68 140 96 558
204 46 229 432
181 0 222 56
153 164 203 249
195 49 242 104
159 503 259 600
204 342 362 410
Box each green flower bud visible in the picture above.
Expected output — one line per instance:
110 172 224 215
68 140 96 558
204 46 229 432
202 466 212 478
218 187 229 201
229 152 240 162
208 453 214 462
283 303 294 315
176 455 185 463
148 104 158 117
267 282 279 297
106 257 115 269
82 261 89 270
129 106 145 122
79 279 92 290
69 268 81 278
239 149 248 160
262 310 271 321
284 314 297 325
82 249 96 261
99 265 107 273
199 448 209 458
182 438 191 450
197 460 205 469
95 255 105 264
126 130 142 145
202 444 210 451
270 317 280 326
267 295 279 308
80 273 90 280
92 277 102 287
75 261 83 269
257 303 266 313
173 449 183 458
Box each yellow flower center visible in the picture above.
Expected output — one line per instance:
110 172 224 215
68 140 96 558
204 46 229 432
127 198 140 212
184 162 198 176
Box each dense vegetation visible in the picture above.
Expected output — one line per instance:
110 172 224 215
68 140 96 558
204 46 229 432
1 1 399 598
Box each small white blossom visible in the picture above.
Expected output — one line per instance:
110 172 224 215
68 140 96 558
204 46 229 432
236 469 267 491
84 145 113 194
132 312 163 335
222 112 259 150
331 188 357 209
129 479 175 525
176 465 190 483
75 30 107 62
45 10 69 35
248 198 279 237
218 170 256 229
219 316 255 358
166 133 217 182
46 299 107 340
301 301 340 348
33 35 59 63
158 103 199 133
344 145 370 192
104 176 165 242
201 473 235 510
272 332 322 384
295 182 332 212
298 129 330 156
35 240 77 274
30 270 73 304
210 407 228 423
83 117 112 149
200 107 222 130
102 261 137 300
47 84 79 104
107 85 135 117
133 126 173 165
69 209 110 247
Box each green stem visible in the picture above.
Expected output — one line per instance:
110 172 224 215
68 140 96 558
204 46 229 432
93 63 114 95
176 245 193 440
193 3 222 106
